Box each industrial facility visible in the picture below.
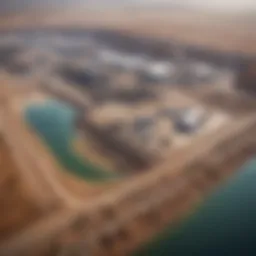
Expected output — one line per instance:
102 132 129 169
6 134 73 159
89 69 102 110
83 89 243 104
0 27 255 256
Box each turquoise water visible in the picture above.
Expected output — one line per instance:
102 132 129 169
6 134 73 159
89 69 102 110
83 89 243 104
135 158 256 256
25 100 119 182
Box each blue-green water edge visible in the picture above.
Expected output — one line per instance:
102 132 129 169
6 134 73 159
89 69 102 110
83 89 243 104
25 100 256 255
25 100 119 182
135 158 256 256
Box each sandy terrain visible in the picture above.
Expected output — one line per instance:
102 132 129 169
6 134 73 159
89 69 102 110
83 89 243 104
0 136 42 242
1 69 256 254
0 8 255 55
2 85 248 207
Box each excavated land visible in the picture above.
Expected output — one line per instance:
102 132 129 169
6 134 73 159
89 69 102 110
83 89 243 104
0 15 255 254
1 114 256 256
0 136 44 242
1 73 256 256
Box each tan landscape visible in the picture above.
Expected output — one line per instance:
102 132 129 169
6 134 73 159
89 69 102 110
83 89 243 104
0 6 255 256
1 70 256 255
0 8 255 54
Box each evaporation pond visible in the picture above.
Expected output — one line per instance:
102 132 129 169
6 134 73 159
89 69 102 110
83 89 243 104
25 100 119 182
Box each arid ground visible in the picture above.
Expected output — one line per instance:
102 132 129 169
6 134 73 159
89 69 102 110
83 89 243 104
0 8 255 54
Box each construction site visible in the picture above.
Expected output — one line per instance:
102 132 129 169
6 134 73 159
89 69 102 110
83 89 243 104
0 10 255 256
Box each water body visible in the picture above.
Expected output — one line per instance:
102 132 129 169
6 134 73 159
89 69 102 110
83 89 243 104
136 158 256 256
25 100 119 182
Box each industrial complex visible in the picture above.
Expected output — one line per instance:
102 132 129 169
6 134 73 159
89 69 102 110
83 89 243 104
0 27 255 256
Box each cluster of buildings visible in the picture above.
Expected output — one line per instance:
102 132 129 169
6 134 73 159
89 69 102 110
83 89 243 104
0 31 225 88
0 32 219 163
0 29 255 256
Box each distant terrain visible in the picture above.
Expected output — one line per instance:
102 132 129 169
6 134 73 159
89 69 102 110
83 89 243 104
0 8 255 55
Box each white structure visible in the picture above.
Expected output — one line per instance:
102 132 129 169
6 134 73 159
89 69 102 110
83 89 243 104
98 49 148 71
145 61 176 80
175 107 207 133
